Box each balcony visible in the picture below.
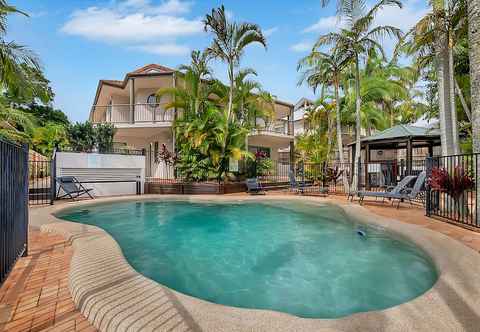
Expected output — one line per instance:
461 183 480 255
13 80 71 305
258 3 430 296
91 104 174 126
250 119 293 137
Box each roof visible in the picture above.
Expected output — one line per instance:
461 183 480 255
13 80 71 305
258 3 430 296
128 64 175 75
348 124 440 146
93 63 294 108
294 97 314 110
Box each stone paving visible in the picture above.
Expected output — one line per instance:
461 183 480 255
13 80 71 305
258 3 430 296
0 230 96 332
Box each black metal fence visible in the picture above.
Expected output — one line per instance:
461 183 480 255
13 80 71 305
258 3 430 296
29 158 54 205
426 153 479 229
1 138 29 285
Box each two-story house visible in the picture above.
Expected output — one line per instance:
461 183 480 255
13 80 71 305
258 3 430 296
89 64 295 178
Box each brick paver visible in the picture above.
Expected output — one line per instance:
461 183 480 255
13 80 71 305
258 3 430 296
0 230 96 332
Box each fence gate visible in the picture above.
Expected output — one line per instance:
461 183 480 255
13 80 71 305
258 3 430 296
29 154 55 205
0 139 29 285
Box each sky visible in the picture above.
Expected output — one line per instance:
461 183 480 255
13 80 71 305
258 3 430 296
9 0 429 123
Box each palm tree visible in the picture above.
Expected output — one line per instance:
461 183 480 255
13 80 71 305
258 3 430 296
467 0 480 225
406 0 466 155
469 0 480 155
297 49 350 188
0 102 35 142
314 0 402 190
0 1 40 92
157 50 215 119
203 5 267 123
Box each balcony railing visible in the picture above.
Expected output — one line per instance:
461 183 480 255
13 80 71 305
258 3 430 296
251 120 292 136
91 104 174 124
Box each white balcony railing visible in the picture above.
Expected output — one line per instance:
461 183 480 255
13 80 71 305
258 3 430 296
91 104 174 124
252 120 292 136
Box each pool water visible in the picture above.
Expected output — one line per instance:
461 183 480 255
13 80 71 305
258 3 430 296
57 200 438 318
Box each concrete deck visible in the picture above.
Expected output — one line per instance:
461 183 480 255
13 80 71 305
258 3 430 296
19 195 480 331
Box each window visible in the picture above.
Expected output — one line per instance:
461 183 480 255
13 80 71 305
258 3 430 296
147 94 158 106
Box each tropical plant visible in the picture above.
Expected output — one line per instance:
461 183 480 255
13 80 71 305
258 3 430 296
314 0 402 189
0 102 35 142
95 123 116 153
158 50 214 119
428 166 475 217
174 106 251 181
203 5 267 123
67 122 96 152
406 0 467 155
254 150 273 176
298 49 349 170
32 122 69 156
469 0 480 156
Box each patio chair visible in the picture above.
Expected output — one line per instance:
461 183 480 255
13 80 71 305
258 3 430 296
357 175 417 205
246 178 265 195
390 171 427 208
289 171 311 194
56 176 94 200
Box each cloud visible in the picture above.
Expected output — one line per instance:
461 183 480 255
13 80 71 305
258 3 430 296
302 0 428 35
303 16 344 33
134 43 190 55
290 41 313 53
264 27 278 37
61 0 201 55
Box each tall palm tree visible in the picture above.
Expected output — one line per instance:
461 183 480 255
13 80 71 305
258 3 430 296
297 49 350 187
469 0 480 155
314 0 402 190
203 5 267 123
467 0 480 225
407 0 466 155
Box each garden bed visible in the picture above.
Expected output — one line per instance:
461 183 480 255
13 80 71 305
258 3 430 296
145 181 246 195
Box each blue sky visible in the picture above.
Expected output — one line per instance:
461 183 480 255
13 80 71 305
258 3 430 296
9 0 429 122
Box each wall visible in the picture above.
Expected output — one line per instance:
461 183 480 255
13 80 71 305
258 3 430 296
55 152 145 197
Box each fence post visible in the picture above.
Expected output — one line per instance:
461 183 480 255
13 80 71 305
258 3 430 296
357 159 362 191
23 143 29 257
50 150 57 205
425 156 433 217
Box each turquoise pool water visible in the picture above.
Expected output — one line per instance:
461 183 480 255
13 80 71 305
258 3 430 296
57 200 438 318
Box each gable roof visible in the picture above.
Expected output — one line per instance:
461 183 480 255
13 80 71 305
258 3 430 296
128 64 175 75
361 124 440 143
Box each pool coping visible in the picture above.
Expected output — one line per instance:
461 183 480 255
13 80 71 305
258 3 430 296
30 195 480 332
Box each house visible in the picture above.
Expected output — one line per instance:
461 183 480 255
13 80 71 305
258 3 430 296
89 64 295 177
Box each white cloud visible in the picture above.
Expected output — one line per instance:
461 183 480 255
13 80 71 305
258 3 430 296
134 43 190 55
264 27 278 37
303 16 344 33
290 41 313 53
61 0 200 55
302 0 428 35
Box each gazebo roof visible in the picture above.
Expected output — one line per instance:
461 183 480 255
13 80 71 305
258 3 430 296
349 125 440 145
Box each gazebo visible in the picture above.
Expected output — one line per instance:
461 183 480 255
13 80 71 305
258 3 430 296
348 124 441 188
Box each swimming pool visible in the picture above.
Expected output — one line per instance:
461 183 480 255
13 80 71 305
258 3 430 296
57 199 438 319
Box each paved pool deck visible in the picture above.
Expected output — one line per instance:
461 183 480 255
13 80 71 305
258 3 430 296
2 194 480 331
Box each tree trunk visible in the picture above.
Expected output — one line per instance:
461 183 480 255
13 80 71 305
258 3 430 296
352 54 362 193
434 0 455 156
448 46 460 154
454 78 471 122
468 0 480 224
334 80 349 191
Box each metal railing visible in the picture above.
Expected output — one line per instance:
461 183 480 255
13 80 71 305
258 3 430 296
29 158 54 205
252 120 292 136
91 104 175 124
1 138 29 285
58 146 145 156
426 153 479 229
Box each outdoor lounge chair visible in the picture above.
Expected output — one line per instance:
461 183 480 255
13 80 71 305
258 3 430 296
56 176 94 200
389 171 427 208
289 171 312 194
246 178 265 195
357 174 417 205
